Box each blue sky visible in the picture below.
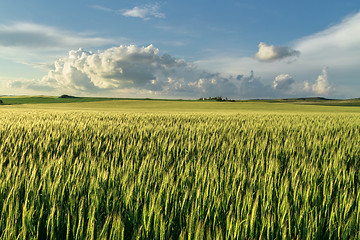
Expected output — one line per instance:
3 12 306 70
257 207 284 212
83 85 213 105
1 0 360 99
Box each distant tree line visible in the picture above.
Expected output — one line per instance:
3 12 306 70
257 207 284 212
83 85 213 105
59 94 78 99
198 96 235 102
0 99 3 104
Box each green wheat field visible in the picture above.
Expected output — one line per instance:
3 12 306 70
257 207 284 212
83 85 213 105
1 97 360 239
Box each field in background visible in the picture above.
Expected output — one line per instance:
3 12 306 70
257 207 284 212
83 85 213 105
2 96 360 113
1 98 360 239
2 95 360 107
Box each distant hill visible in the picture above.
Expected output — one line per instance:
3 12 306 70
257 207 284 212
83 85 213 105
282 97 333 101
248 97 360 106
246 97 333 102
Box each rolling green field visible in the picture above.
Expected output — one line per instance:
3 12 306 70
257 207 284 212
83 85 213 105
1 98 360 239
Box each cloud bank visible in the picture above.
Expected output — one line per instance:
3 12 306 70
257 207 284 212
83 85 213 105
255 42 300 62
8 44 332 99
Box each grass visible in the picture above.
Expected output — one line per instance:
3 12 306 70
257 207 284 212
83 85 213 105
1 98 360 239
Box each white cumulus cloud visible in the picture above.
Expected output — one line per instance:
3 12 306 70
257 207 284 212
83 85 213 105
273 74 295 90
311 68 333 95
41 45 183 92
255 42 300 62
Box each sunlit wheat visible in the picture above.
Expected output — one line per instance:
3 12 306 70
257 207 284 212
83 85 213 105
0 111 359 239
